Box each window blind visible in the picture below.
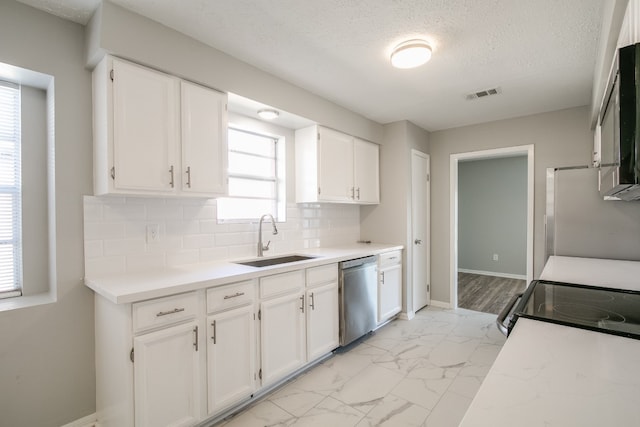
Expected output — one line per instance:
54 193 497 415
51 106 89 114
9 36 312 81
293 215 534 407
217 128 280 221
0 81 22 297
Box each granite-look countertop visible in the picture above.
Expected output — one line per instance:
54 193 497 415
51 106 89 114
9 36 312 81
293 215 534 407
85 243 402 304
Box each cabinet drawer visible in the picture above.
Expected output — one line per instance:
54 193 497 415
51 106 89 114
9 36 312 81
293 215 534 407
306 263 338 288
378 250 402 267
207 280 255 313
260 270 304 299
133 292 198 333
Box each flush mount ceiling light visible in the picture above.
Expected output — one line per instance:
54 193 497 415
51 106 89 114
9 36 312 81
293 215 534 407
390 39 432 69
257 109 280 120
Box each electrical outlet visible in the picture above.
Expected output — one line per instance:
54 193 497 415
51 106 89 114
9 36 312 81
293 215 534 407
492 253 499 261
146 223 160 243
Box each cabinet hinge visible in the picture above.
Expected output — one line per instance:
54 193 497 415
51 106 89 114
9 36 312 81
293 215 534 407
110 69 114 81
427 284 430 292
130 347 134 363
258 309 261 320
318 187 321 195
427 173 430 182
317 132 320 141
110 166 115 180
258 369 262 380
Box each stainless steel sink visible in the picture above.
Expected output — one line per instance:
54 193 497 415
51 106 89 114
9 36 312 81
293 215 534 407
234 255 316 268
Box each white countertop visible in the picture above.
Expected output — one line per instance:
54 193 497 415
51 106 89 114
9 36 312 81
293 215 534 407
460 256 640 427
85 243 402 304
460 318 640 427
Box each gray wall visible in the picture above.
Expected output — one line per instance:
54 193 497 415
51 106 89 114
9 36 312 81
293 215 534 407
21 86 50 295
361 120 429 316
458 156 527 276
0 1 94 426
429 106 592 304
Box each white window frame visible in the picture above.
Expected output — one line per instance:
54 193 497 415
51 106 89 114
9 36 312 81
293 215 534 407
217 126 286 223
0 80 22 299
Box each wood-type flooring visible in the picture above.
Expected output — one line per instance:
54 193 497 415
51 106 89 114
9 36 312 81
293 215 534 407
457 272 526 315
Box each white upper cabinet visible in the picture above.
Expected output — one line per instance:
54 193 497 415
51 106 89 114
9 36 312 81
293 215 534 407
318 127 354 202
111 58 179 193
92 56 228 197
354 138 380 203
181 81 228 196
295 125 380 204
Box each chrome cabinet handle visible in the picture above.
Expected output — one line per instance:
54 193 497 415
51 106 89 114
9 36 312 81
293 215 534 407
414 239 422 245
185 166 191 188
211 320 216 344
351 187 355 199
223 292 245 300
299 295 305 313
356 187 360 200
156 307 185 317
381 271 385 284
309 292 315 310
193 326 199 351
169 165 175 188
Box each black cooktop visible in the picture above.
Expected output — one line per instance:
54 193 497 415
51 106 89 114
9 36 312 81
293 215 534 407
508 280 640 340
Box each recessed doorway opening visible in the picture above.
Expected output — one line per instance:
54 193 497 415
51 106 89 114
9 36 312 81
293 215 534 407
449 145 534 311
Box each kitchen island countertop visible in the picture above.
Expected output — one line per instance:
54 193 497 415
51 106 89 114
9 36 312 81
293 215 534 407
460 256 640 426
85 243 402 304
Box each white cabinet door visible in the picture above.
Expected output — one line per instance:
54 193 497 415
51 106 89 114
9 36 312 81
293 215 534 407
318 127 354 202
133 321 201 427
207 305 255 415
260 292 306 386
112 58 178 193
181 81 228 197
378 264 402 323
306 281 339 361
354 138 380 204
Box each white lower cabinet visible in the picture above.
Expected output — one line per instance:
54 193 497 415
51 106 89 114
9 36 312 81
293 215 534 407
259 278 306 386
94 264 342 427
133 320 202 427
378 251 403 323
207 304 256 415
306 265 339 362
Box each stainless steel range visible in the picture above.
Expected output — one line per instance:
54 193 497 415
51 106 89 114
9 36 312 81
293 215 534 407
497 279 640 340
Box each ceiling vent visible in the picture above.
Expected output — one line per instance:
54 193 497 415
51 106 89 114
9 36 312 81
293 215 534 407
466 87 502 100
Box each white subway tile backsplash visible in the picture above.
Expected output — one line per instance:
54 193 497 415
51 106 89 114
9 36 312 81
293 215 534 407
83 197 360 277
84 240 103 259
103 238 146 256
183 234 216 249
84 222 126 240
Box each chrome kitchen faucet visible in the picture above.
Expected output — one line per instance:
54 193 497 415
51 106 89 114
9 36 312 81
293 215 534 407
257 214 278 257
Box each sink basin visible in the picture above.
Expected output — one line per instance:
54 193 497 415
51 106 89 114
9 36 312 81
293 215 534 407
235 255 316 268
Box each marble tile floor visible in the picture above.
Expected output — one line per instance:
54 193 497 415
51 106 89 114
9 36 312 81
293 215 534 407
218 307 506 427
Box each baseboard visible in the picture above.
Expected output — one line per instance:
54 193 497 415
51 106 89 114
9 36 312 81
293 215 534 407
429 300 451 309
398 311 415 320
60 413 97 427
458 268 526 281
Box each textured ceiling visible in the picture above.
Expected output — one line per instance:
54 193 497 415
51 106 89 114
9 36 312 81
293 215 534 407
17 0 604 131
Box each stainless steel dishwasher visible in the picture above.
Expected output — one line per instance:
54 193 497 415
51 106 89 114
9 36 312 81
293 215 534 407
339 256 378 346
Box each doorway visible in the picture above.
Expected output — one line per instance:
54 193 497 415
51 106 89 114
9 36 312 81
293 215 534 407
411 150 430 313
449 145 534 309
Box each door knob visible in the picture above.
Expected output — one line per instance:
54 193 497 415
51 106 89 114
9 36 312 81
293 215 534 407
414 239 422 245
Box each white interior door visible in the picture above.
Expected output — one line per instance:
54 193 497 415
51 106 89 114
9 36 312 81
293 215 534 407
411 150 430 312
